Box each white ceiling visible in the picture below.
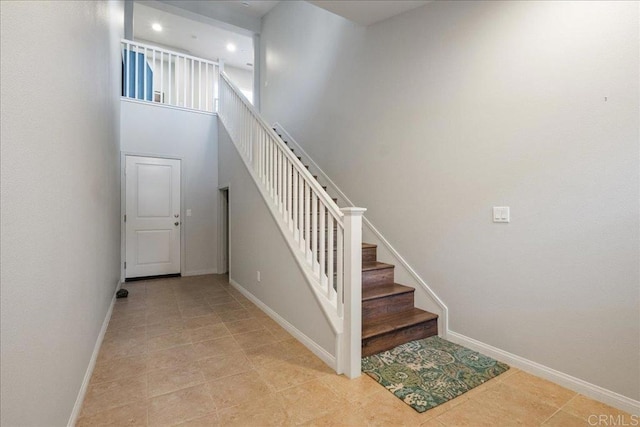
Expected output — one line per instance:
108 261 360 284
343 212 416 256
134 2 255 70
189 0 280 19
133 0 431 70
310 1 431 26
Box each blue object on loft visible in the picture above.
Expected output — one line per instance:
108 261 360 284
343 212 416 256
122 50 153 101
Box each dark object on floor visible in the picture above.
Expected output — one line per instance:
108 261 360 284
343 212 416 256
116 289 129 299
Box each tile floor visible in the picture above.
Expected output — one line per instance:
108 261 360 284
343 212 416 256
78 274 632 426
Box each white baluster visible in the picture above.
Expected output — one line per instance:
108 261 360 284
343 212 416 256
239 105 243 153
312 194 318 273
266 135 270 185
298 174 304 249
266 136 270 194
272 138 276 198
160 51 164 104
177 56 181 106
261 130 266 183
263 131 268 184
320 202 326 288
253 121 259 172
273 146 282 209
241 106 245 154
281 151 286 212
256 127 261 179
168 53 172 105
125 41 131 98
143 46 147 101
244 108 248 156
246 113 250 162
245 107 250 155
151 49 156 102
328 214 334 299
305 183 311 260
198 61 202 110
134 44 139 100
284 161 293 230
183 56 187 107
293 169 299 238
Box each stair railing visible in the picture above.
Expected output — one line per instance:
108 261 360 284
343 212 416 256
218 72 365 378
121 39 219 113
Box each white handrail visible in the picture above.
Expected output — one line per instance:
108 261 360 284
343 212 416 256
220 74 342 220
218 72 364 378
121 39 219 113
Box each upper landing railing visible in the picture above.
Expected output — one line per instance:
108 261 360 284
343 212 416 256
121 39 220 113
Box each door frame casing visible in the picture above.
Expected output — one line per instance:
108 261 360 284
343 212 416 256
120 151 186 283
217 185 230 275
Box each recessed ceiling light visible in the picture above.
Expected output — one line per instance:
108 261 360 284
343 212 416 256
226 43 237 52
241 2 250 7
152 23 162 32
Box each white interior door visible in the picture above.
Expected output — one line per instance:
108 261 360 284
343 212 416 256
125 155 181 278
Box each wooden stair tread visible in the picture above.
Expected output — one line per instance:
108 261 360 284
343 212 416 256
362 283 414 301
362 308 438 339
362 261 394 271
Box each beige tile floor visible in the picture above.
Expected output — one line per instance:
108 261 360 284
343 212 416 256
78 274 632 426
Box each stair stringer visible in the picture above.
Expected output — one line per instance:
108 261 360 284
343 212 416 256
273 122 449 336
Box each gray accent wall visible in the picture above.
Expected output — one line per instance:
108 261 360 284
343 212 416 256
0 0 124 424
260 0 640 400
120 101 219 276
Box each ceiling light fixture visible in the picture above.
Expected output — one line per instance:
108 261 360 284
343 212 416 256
152 23 162 32
226 43 237 52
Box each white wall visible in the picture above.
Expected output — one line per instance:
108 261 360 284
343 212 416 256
224 65 254 103
260 0 640 401
218 121 336 358
120 101 219 275
0 1 124 425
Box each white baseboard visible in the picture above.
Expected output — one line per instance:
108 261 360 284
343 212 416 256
183 269 218 277
67 281 121 427
228 278 338 371
447 330 640 415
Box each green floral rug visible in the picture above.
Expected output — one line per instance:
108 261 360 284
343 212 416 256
361 336 509 413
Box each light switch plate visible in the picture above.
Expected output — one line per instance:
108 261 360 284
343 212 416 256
493 206 510 223
186 209 192 217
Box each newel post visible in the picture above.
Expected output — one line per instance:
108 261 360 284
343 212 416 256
341 207 366 378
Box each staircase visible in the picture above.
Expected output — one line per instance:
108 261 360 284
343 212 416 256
275 130 439 357
361 243 438 356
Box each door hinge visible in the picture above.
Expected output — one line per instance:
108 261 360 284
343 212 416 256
124 214 127 222
124 262 127 269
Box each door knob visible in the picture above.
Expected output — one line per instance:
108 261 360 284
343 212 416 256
174 222 180 226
